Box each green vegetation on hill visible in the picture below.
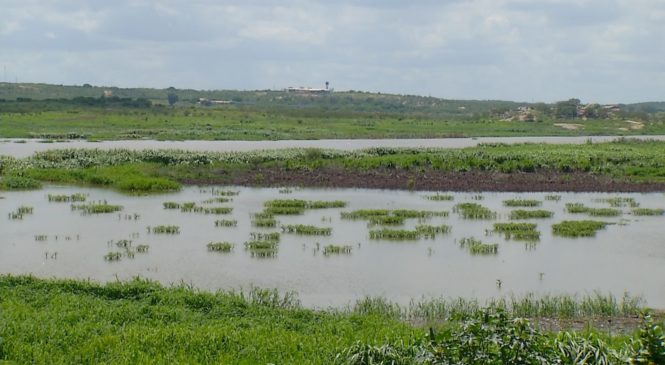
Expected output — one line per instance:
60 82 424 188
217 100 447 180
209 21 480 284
1 83 665 140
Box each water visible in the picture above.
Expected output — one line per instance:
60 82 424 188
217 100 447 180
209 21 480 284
2 185 664 309
2 135 665 158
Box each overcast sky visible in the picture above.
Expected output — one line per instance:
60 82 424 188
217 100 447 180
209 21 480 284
1 0 663 103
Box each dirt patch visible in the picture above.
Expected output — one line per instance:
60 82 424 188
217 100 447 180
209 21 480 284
181 167 665 192
625 120 644 130
554 123 584 131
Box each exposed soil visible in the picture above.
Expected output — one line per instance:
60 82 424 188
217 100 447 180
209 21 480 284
181 167 665 192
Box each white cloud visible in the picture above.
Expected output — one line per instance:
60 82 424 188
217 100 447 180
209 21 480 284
0 0 662 102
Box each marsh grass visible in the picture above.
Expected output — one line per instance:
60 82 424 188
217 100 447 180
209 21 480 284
453 203 497 219
47 193 86 202
552 220 609 238
9 205 34 220
103 252 122 261
212 189 239 196
207 242 233 253
596 197 639 208
71 202 123 214
148 225 180 234
214 219 238 227
415 224 452 238
323 245 353 255
162 201 180 209
367 215 405 226
503 199 542 207
425 193 454 201
264 206 305 215
34 234 48 241
249 232 280 242
510 209 554 219
632 208 664 216
544 194 562 201
281 224 332 236
264 199 346 209
244 240 278 258
252 218 277 227
201 197 232 204
341 209 390 219
459 237 499 255
566 203 621 217
369 229 421 240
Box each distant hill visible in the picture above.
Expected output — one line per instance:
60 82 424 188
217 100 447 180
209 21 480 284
0 82 663 120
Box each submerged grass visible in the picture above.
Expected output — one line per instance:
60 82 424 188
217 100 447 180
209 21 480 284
459 237 499 255
323 245 353 255
71 202 122 214
148 225 180 234
632 208 665 216
206 242 234 253
503 199 542 207
281 224 332 236
453 203 497 219
552 220 609 238
510 209 554 219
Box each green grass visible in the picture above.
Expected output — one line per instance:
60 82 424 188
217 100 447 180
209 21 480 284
510 209 554 219
503 199 542 207
281 224 332 236
71 202 122 214
206 242 234 253
0 275 662 364
4 141 665 192
453 203 497 219
459 237 499 255
632 208 665 216
552 220 609 237
0 275 418 364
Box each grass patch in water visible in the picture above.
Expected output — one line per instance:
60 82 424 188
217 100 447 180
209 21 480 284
459 237 499 255
207 242 233 253
552 220 609 238
503 199 542 207
510 209 554 219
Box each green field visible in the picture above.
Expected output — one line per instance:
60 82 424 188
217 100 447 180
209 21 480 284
1 276 663 364
1 83 665 140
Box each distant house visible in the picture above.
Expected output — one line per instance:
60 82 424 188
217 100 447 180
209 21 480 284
198 98 233 106
285 82 333 95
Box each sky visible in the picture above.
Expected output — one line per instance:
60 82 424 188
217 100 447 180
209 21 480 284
0 0 664 103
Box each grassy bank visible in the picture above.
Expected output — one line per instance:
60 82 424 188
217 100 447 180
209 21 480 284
0 276 663 364
2 139 665 193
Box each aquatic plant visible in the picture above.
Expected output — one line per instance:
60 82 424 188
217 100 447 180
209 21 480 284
252 218 277 227
323 245 353 255
249 232 280 242
48 193 86 202
503 199 542 207
425 193 454 201
34 235 48 241
212 189 239 196
207 242 233 252
202 207 233 215
135 244 150 253
341 209 390 219
149 225 180 234
552 220 608 237
71 202 123 214
453 203 496 219
392 209 448 218
565 203 588 213
162 202 180 209
281 224 332 236
509 209 554 219
367 215 405 226
215 219 238 227
632 208 664 216
369 229 420 240
415 224 451 238
544 194 561 201
252 212 274 219
596 197 639 208
201 197 232 204
263 206 305 215
9 205 34 220
264 199 346 209
103 252 122 261
459 237 498 255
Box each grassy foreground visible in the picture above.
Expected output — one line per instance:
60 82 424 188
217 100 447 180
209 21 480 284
1 276 664 364
2 139 665 193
